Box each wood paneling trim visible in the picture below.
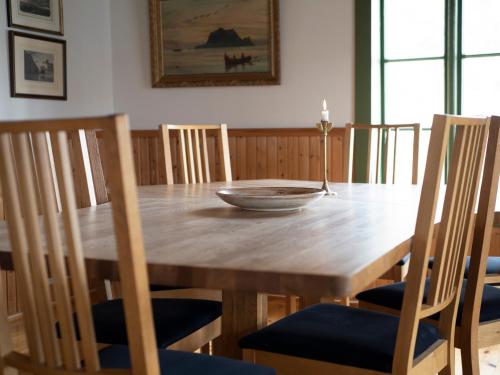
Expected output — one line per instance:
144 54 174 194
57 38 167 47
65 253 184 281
119 128 348 186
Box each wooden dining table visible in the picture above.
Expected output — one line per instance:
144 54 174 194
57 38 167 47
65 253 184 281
0 179 498 359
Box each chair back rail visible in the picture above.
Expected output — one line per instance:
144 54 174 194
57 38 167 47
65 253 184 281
0 115 159 375
460 116 500 374
345 123 420 184
392 115 490 373
159 124 232 184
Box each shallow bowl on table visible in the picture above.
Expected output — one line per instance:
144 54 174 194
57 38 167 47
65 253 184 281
216 187 325 212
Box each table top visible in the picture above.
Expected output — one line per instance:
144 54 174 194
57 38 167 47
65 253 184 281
0 180 498 298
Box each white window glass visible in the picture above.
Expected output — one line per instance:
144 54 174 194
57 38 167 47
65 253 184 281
462 0 500 55
384 0 445 59
462 56 500 116
385 60 444 183
385 60 445 128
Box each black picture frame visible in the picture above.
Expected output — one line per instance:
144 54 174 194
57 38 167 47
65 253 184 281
9 31 67 100
6 0 64 35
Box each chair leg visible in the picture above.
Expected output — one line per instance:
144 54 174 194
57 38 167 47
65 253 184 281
460 336 480 375
438 343 455 375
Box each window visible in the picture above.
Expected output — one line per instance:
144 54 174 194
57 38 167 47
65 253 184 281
371 0 500 182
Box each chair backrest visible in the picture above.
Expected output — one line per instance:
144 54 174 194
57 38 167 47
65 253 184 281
0 115 159 375
392 115 490 373
344 123 420 184
459 115 500 364
159 124 232 184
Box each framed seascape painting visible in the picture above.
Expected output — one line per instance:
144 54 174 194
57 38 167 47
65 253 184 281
7 0 63 35
149 0 280 87
9 31 67 100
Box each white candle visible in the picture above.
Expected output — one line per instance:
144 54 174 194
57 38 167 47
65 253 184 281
321 99 330 122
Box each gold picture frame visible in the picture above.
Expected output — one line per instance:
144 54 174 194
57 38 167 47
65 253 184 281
149 0 280 88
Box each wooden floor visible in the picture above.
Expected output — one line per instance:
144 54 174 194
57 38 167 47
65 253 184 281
7 298 500 374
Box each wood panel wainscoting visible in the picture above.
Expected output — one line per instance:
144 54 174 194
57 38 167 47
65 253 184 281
117 128 348 186
0 127 499 322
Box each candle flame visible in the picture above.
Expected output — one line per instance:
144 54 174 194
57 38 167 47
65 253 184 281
322 99 327 111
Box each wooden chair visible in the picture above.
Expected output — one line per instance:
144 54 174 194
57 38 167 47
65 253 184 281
159 124 232 184
357 115 500 375
55 127 223 353
344 123 420 185
345 123 421 283
0 115 274 375
159 123 292 319
240 114 490 374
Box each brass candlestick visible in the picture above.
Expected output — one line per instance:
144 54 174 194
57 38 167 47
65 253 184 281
316 121 337 196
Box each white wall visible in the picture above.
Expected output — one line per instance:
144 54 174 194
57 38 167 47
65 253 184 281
110 0 355 129
0 0 114 120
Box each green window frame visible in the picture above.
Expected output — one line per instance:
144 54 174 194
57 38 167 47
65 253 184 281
354 0 500 181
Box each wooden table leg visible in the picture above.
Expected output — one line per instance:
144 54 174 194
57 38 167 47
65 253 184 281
213 290 268 359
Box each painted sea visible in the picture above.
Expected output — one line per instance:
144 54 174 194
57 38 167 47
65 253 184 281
164 44 270 75
161 0 271 75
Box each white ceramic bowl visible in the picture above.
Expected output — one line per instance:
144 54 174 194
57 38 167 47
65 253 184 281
216 187 325 212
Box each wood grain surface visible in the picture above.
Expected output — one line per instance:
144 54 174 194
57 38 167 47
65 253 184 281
2 180 497 299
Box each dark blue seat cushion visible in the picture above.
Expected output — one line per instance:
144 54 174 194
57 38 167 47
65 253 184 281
429 256 500 277
239 303 442 373
356 280 500 325
99 345 275 375
92 298 221 348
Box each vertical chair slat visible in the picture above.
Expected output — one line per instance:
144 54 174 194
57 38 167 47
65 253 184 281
179 129 189 184
412 125 420 184
68 131 93 208
159 125 174 185
102 116 160 375
32 132 80 370
26 134 45 215
202 129 211 183
45 132 62 212
186 130 196 183
366 127 373 183
51 131 101 372
0 134 44 363
392 128 398 184
219 124 232 182
194 129 204 183
375 128 381 183
85 130 109 204
382 129 390 184
343 125 353 183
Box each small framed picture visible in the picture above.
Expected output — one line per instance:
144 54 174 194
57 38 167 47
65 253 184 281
7 0 64 35
9 31 67 100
